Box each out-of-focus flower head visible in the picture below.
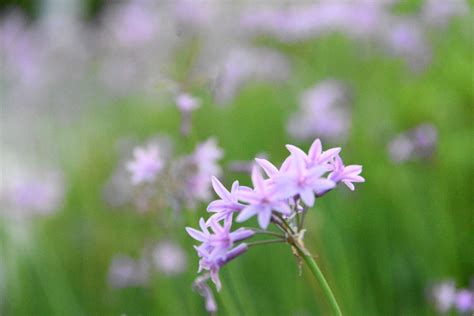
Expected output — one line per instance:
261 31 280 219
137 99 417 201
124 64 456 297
287 80 351 143
173 0 214 28
382 18 431 71
107 255 149 289
1 159 65 220
186 138 224 203
127 144 164 185
455 289 474 313
152 241 187 276
212 47 290 105
104 0 160 47
421 0 469 28
176 93 201 112
388 123 438 163
431 280 457 313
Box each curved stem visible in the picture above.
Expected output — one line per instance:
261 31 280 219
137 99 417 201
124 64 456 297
292 242 342 316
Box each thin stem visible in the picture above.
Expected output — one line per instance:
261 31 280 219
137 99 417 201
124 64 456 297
275 213 295 234
296 211 302 231
300 209 308 229
251 229 286 239
247 239 285 247
292 242 342 316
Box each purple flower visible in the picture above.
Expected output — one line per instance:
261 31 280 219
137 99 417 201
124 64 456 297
287 80 351 142
432 280 456 313
186 216 253 290
187 138 224 202
105 1 159 46
193 274 218 314
176 93 201 112
152 241 187 276
207 177 246 222
108 255 149 289
306 139 341 167
273 145 335 206
186 217 253 254
195 243 248 291
455 290 473 313
422 0 469 28
236 166 292 229
329 155 365 191
388 123 438 163
126 145 164 185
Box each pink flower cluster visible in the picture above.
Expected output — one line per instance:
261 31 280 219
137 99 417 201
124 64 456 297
187 139 364 291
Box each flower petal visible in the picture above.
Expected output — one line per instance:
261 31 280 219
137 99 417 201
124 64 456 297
257 207 272 229
211 176 232 201
236 205 260 222
186 227 208 242
300 188 315 207
255 158 279 177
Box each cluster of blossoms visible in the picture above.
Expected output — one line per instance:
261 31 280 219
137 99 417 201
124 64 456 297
387 123 438 163
186 139 364 311
287 80 351 143
0 154 64 221
105 137 223 213
106 137 220 289
431 279 474 314
108 240 187 289
241 0 468 71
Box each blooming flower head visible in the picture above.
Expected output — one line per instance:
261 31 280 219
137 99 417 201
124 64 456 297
126 144 164 185
187 138 364 298
329 155 365 191
273 145 336 207
236 166 292 229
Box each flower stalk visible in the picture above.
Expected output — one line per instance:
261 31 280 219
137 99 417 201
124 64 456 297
186 139 364 314
291 239 343 316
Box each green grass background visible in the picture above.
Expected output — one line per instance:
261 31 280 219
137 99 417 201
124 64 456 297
1 8 473 316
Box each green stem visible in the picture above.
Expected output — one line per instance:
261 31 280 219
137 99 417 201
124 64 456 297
247 239 285 247
293 242 342 316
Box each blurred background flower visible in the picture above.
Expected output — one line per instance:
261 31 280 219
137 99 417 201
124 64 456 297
0 0 471 315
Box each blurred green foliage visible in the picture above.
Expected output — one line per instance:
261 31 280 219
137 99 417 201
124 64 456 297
1 7 473 316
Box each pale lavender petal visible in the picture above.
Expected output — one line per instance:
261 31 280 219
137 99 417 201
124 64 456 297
255 158 279 177
207 200 229 212
308 139 322 161
251 166 265 193
320 147 341 164
211 176 232 201
237 190 260 204
273 202 292 215
300 188 315 207
313 179 336 194
257 207 272 229
236 205 260 222
186 227 208 242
